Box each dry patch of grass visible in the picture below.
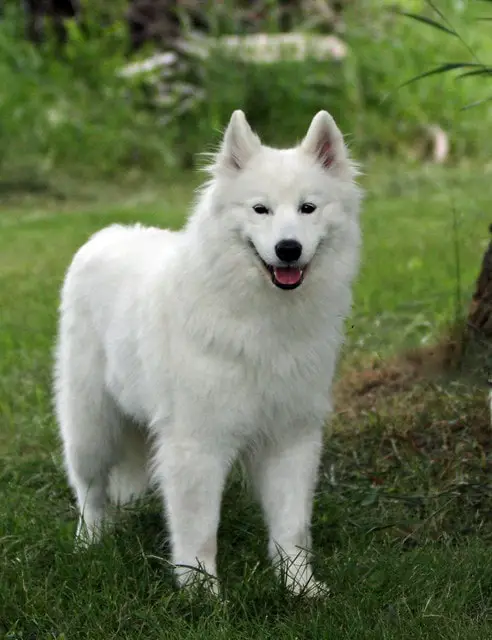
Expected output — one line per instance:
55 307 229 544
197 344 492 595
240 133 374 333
328 338 492 549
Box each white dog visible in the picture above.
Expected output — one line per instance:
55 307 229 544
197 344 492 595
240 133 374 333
54 110 362 596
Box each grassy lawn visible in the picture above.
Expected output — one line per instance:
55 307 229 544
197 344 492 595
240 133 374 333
1 159 491 639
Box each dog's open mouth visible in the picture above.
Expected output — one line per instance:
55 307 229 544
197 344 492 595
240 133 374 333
269 264 305 290
248 241 307 290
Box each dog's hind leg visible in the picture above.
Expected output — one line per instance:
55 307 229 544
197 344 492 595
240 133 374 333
55 332 122 546
108 425 150 507
59 388 124 545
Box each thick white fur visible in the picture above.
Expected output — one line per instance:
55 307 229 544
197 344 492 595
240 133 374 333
54 110 362 596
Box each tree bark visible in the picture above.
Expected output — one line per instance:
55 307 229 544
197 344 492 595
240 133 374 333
468 225 492 338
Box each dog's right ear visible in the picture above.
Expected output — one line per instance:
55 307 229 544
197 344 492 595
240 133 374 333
215 111 261 172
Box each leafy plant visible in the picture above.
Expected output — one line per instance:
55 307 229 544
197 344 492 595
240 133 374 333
397 0 492 109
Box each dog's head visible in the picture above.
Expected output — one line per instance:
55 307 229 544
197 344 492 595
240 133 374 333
204 110 362 291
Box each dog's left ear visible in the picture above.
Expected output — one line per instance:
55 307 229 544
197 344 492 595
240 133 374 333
301 111 349 172
216 110 261 172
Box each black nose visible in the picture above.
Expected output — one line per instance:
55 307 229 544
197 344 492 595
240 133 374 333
275 239 302 263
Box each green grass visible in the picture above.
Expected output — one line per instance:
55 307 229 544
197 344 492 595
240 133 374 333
1 159 492 639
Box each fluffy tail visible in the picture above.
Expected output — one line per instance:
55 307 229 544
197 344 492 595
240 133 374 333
108 428 150 506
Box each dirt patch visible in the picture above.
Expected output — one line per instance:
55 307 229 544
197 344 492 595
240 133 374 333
334 333 471 417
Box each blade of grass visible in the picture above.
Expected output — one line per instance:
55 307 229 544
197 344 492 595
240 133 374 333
457 68 492 79
396 10 457 36
461 95 492 110
425 0 484 65
398 63 487 89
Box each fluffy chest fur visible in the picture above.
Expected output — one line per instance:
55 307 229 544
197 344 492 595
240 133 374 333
167 296 339 439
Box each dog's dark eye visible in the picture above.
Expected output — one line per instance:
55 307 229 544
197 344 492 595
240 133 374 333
253 204 269 215
300 203 316 214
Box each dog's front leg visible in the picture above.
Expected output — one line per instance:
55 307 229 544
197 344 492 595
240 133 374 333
247 428 328 596
154 434 232 594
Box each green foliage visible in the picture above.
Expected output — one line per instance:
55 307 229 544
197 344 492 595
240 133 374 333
0 6 173 192
398 0 492 109
336 1 492 155
178 1 492 159
1 1 492 190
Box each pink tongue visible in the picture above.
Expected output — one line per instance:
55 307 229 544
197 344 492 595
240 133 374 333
273 266 303 286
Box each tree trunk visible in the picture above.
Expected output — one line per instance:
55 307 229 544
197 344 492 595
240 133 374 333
468 225 492 338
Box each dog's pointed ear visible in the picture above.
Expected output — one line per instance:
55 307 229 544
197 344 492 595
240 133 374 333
216 110 261 172
301 111 348 172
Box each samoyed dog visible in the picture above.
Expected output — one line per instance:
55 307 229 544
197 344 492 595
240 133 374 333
54 110 362 596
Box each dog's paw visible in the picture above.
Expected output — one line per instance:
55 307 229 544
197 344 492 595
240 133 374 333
74 513 112 550
285 576 331 599
74 521 101 550
177 567 221 598
296 578 331 599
